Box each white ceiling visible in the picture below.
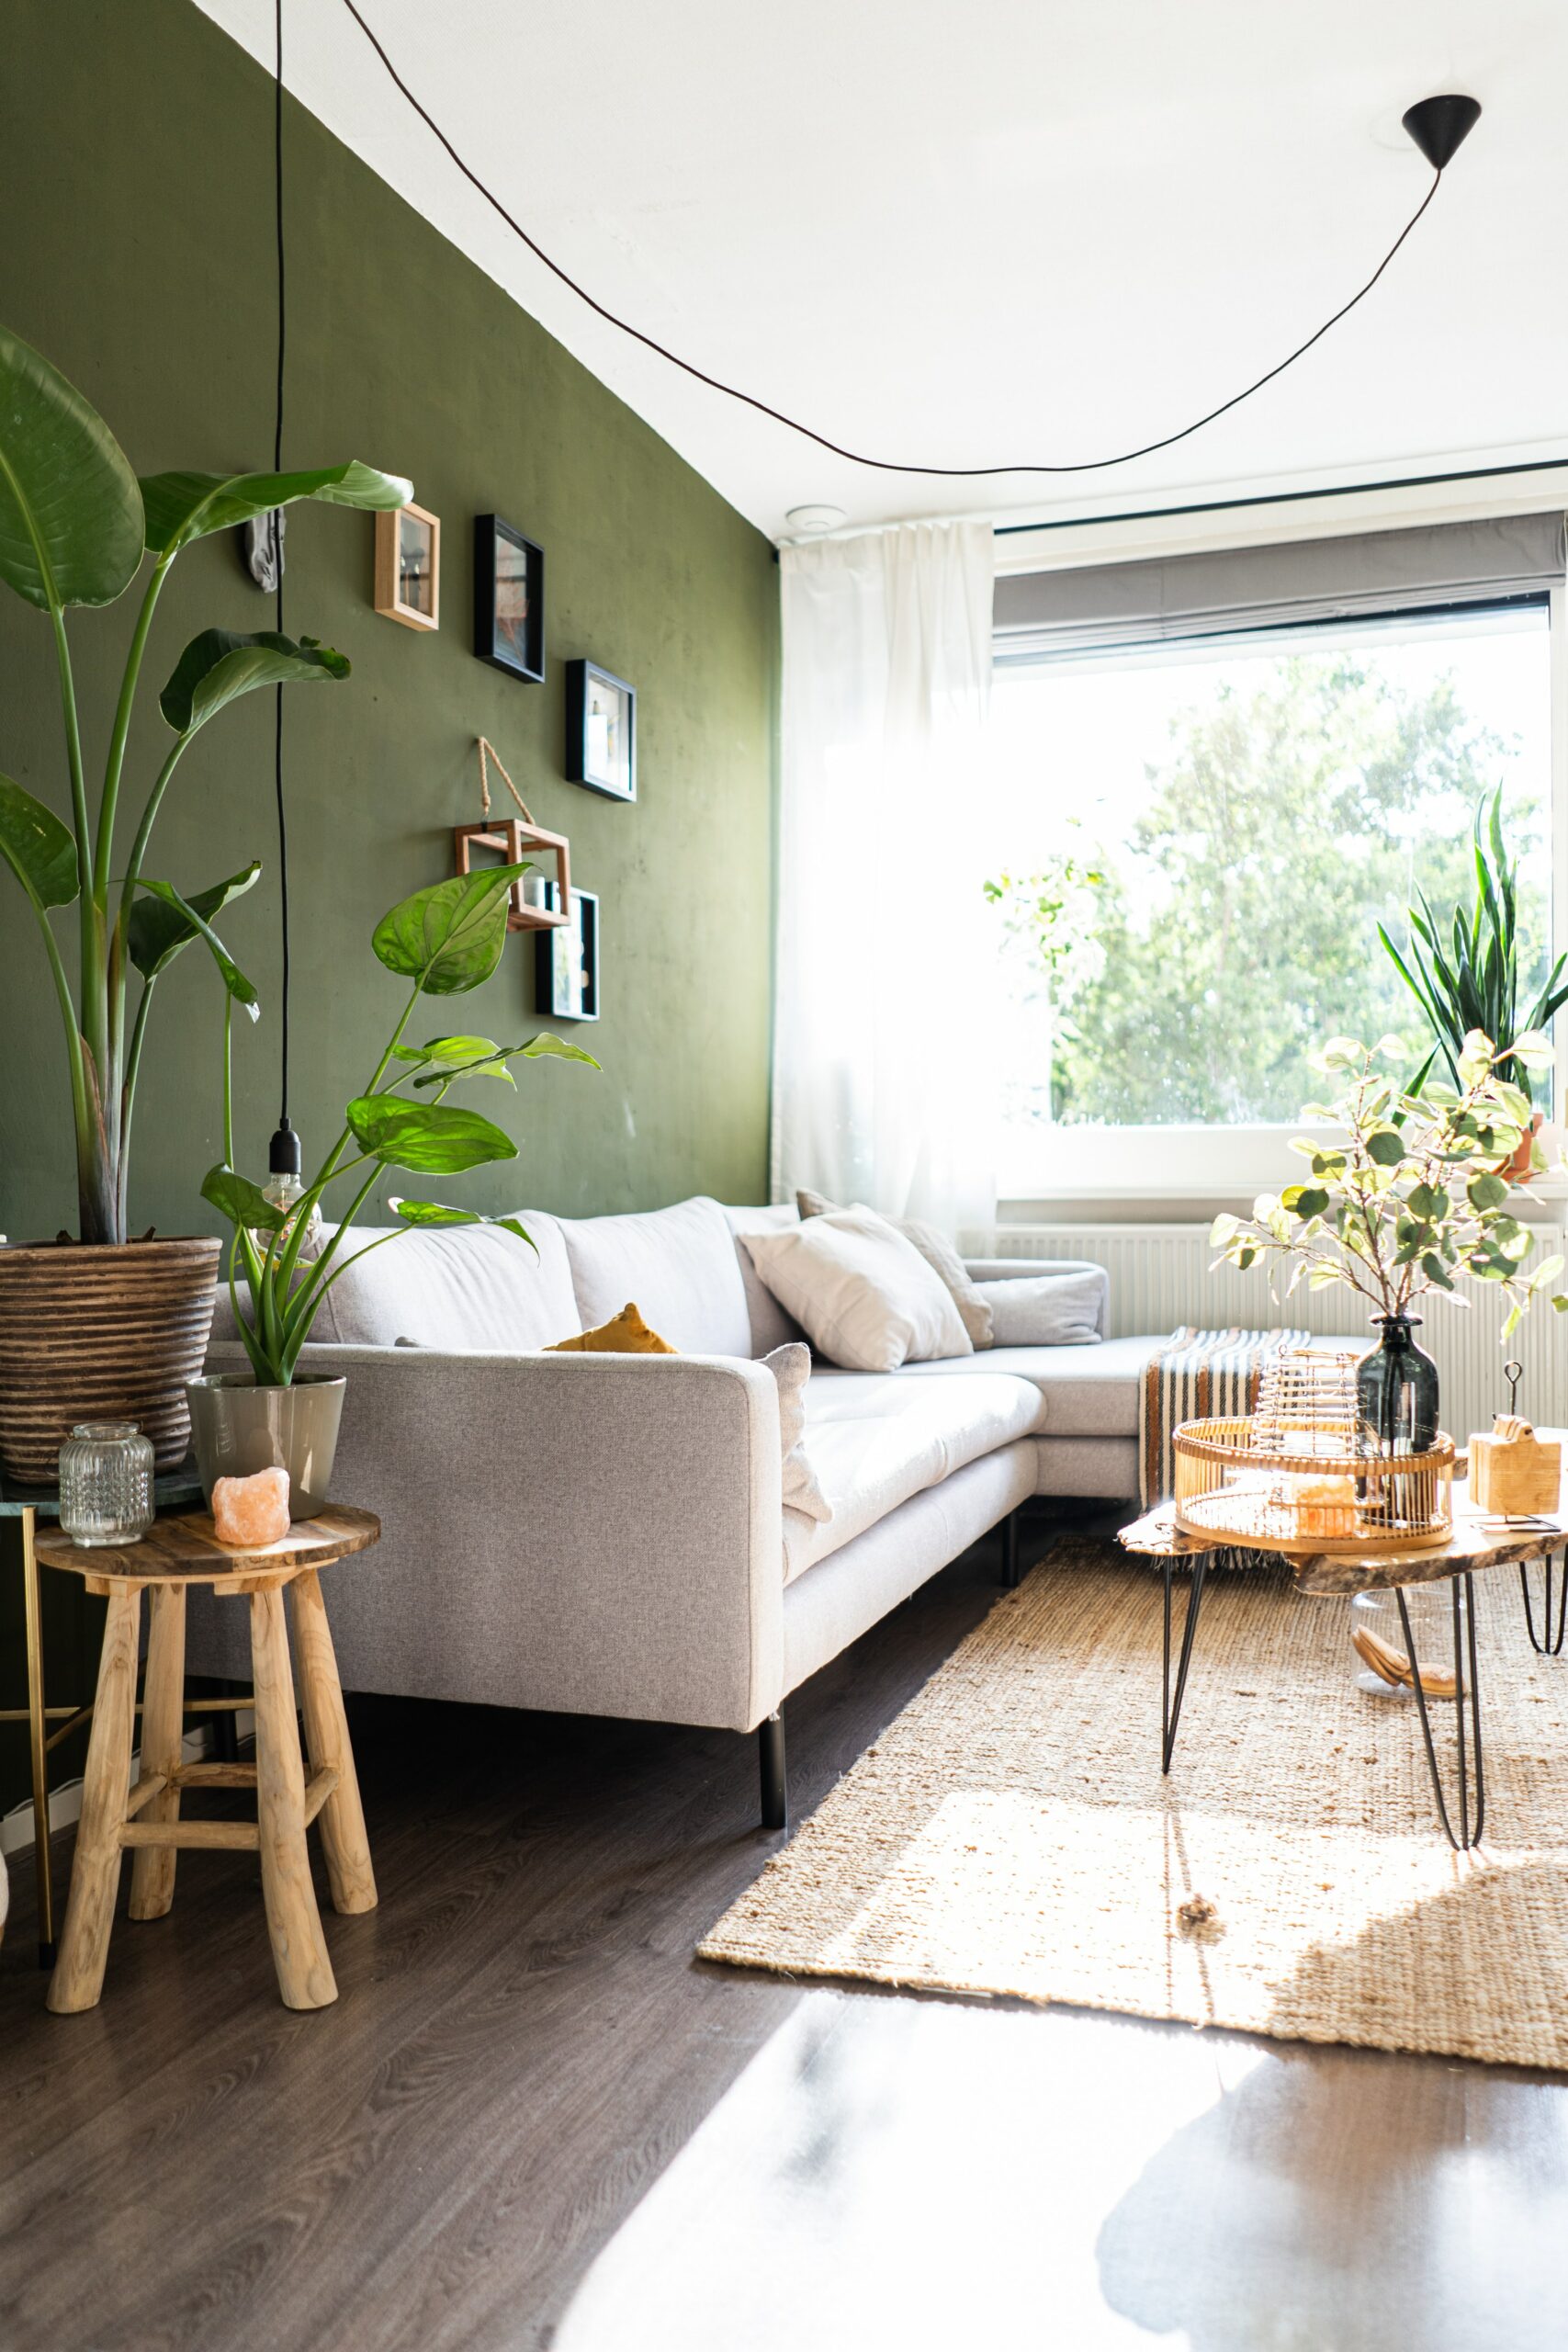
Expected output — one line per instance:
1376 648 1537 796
196 0 1568 543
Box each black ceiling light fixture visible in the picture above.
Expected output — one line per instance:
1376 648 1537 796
1402 93 1483 173
259 0 314 1236
331 5 1483 482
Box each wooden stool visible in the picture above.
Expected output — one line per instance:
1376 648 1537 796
35 1506 380 2014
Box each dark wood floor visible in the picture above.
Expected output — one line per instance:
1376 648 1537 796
1 1519 1564 2352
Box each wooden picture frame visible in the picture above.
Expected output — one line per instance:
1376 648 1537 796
374 502 440 630
474 514 545 682
453 816 570 933
535 884 599 1021
565 660 636 802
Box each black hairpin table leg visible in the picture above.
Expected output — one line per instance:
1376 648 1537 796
1520 1550 1568 1655
1161 1552 1209 1773
1396 1572 1485 1850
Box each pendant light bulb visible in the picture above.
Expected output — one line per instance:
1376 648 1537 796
260 1115 321 1251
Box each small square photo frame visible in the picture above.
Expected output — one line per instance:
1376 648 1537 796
475 514 545 683
374 502 440 630
535 882 600 1021
565 660 636 802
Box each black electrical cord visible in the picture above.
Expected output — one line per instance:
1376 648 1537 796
272 0 293 1151
336 0 1447 480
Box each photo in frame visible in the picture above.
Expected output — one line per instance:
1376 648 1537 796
534 882 599 1022
565 659 636 802
474 514 545 682
374 502 440 630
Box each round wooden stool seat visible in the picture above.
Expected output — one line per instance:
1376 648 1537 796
36 1506 380 2014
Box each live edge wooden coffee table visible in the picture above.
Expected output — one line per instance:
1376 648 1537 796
34 1505 380 2014
1119 1487 1568 1852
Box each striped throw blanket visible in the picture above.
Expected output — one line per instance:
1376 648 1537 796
1139 1326 1311 1507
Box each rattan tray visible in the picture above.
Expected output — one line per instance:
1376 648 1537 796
1172 1416 1455 1556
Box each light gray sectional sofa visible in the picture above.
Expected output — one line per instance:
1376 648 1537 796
189 1195 1157 1827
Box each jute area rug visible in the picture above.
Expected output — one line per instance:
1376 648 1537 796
700 1537 1568 2068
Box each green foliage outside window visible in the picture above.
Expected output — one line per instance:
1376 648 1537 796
996 653 1551 1128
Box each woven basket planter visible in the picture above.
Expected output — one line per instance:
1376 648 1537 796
0 1238 220 1485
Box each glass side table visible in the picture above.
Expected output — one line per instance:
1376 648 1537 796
1 1464 203 1965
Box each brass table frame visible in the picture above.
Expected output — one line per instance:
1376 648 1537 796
2 1469 205 1967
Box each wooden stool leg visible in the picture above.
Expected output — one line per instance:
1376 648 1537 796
130 1583 186 1921
48 1589 141 2015
250 1586 336 2010
289 1568 377 1915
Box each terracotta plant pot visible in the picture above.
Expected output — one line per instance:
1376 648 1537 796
1499 1110 1544 1186
186 1373 346 1521
0 1237 221 1485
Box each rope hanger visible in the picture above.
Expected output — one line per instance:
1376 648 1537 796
475 734 537 828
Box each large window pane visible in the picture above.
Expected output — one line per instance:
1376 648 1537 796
987 605 1551 1138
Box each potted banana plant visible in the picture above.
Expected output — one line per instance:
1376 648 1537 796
0 323 409 1481
188 865 597 1513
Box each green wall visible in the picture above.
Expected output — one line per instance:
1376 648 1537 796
0 0 778 1827
1 0 777 1248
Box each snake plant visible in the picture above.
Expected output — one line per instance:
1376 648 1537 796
1379 787 1568 1102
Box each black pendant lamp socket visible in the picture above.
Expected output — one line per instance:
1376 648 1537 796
266 0 299 1209
1402 94 1482 173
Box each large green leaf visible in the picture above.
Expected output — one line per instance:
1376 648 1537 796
138 879 259 1019
345 1095 517 1173
140 461 411 557
408 1030 601 1087
0 326 144 608
201 1164 285 1232
388 1199 536 1250
0 773 79 909
371 866 526 996
128 861 261 980
159 629 350 736
395 1034 514 1084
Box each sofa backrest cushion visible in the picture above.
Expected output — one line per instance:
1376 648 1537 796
723 1203 808 1356
298 1214 578 1351
555 1195 753 1357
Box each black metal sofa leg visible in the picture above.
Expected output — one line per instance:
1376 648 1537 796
1000 1509 1021 1589
758 1713 788 1832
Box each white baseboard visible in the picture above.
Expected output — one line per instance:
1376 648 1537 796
0 1710 257 1860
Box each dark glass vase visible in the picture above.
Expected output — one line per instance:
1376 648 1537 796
1357 1314 1439 1455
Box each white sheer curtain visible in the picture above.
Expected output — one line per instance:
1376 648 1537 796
770 520 998 1248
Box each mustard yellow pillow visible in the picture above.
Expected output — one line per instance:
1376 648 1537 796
547 1301 677 1355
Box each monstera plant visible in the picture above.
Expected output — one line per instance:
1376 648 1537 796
204 865 597 1389
0 323 410 1481
186 866 597 1512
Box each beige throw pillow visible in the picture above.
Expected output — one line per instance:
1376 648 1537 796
796 1188 993 1350
762 1341 832 1580
744 1206 972 1372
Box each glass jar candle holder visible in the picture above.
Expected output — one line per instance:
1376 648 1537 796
1349 1582 1461 1700
58 1420 155 1546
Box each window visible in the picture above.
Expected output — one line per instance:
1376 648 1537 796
987 537 1562 1199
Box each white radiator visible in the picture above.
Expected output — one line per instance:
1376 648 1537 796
999 1222 1568 1444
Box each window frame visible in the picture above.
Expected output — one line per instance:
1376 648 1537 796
993 580 1568 1206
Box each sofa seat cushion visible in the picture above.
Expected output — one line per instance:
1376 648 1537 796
788 1368 1043 1579
299 1214 578 1351
890 1330 1373 1438
886 1335 1160 1435
557 1196 753 1358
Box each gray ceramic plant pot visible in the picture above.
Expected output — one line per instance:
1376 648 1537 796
186 1373 346 1521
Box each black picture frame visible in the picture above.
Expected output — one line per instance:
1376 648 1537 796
534 883 599 1022
474 514 545 682
565 659 637 802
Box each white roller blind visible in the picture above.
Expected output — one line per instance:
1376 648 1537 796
994 512 1565 664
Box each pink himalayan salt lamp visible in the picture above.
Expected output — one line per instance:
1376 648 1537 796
211 1466 292 1548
